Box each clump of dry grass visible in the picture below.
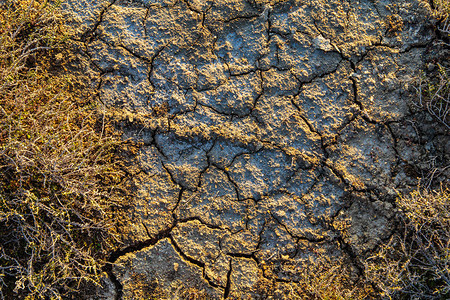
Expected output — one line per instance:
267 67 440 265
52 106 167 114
417 64 450 130
365 186 449 299
294 260 373 300
253 255 375 300
0 1 123 299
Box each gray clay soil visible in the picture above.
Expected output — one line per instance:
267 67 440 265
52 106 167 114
63 0 449 298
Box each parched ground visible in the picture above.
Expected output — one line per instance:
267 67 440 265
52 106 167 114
63 0 448 299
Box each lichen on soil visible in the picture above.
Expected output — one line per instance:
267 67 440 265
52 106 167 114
62 0 449 299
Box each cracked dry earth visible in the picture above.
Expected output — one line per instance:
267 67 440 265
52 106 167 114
63 0 449 299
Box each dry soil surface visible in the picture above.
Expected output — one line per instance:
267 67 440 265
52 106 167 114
63 0 449 299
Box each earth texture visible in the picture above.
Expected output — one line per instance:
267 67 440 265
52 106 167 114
62 0 449 298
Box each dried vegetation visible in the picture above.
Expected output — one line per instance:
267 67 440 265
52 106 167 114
0 1 123 299
365 186 449 299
